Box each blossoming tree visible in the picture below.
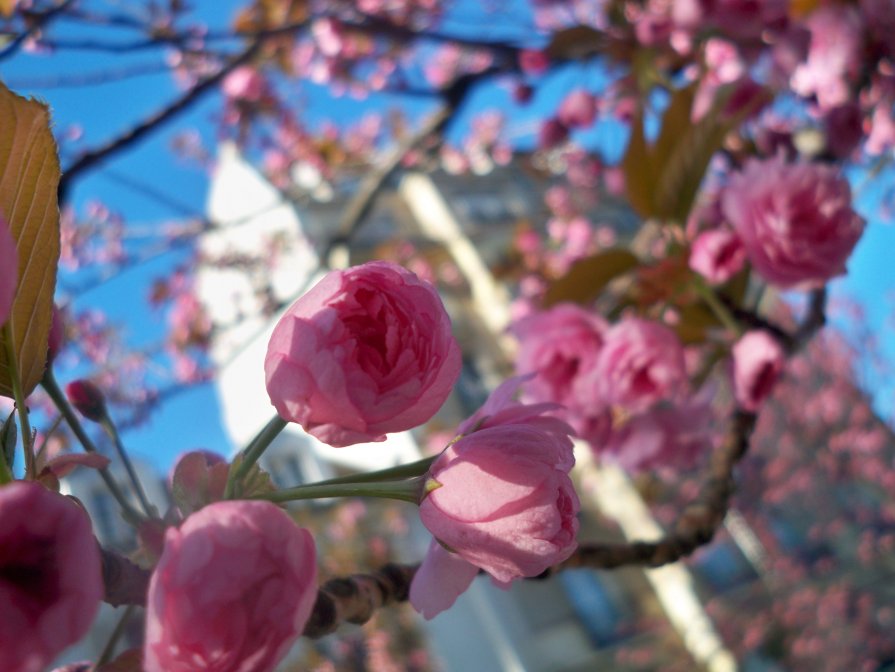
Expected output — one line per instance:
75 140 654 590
0 0 893 670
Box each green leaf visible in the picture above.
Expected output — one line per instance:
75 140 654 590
651 83 698 181
544 248 640 307
228 453 277 499
674 302 722 345
0 83 61 398
654 117 728 224
1 409 15 472
621 107 657 219
544 25 604 60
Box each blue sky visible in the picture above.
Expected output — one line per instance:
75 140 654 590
1 4 893 472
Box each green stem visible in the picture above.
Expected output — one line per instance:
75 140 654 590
100 416 155 518
225 415 287 499
0 460 11 484
694 280 743 337
2 321 34 479
96 604 134 667
310 455 437 487
255 475 427 505
41 370 144 525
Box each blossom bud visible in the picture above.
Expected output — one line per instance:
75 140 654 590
65 379 107 422
538 118 569 149
689 229 746 285
732 330 785 411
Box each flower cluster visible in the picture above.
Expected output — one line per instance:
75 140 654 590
513 307 709 472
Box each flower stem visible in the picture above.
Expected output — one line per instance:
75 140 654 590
225 415 287 498
1 321 34 479
100 415 155 518
694 280 743 336
96 604 134 667
255 475 427 505
41 370 144 524
309 455 437 487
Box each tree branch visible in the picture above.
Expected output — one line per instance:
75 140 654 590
322 69 493 261
57 41 262 202
0 0 78 63
725 287 827 354
559 410 756 570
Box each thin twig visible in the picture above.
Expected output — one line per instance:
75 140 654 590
0 0 78 62
95 604 135 667
724 286 827 353
42 371 145 524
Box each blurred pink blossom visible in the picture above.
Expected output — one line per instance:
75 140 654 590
557 89 598 129
144 500 317 672
0 481 102 672
722 156 865 288
689 228 746 284
593 317 687 411
732 330 785 411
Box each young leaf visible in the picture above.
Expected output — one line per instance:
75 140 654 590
544 248 640 307
1 409 15 471
0 83 61 398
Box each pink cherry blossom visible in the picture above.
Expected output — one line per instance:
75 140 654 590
265 261 461 447
512 304 612 444
538 118 570 149
722 156 865 288
604 393 715 472
144 500 317 672
790 6 863 111
0 481 102 672
221 66 267 103
411 379 578 618
689 228 746 284
557 89 598 129
0 214 16 326
518 49 550 76
732 330 785 411
865 102 895 156
592 317 687 411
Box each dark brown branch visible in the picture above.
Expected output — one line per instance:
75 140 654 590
726 287 828 354
57 41 262 202
321 105 453 262
557 410 757 570
791 287 827 352
303 564 417 638
322 70 491 260
6 62 170 90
